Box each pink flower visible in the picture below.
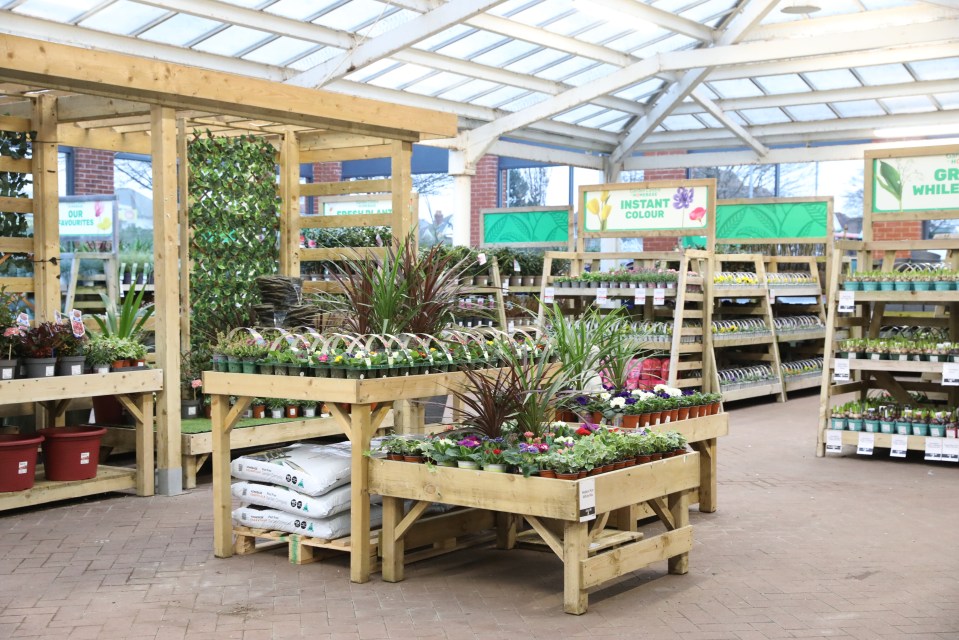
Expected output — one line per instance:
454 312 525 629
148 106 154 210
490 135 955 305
537 443 549 452
3 327 20 337
523 431 534 439
689 207 706 221
191 379 202 389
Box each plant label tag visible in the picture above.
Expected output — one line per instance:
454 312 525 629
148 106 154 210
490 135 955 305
18 460 27 474
925 437 943 461
634 287 647 304
769 292 776 304
477 252 487 266
187 406 197 416
80 452 90 465
838 290 855 313
825 430 843 453
507 321 515 333
54 310 63 324
596 287 608 304
71 365 81 375
857 432 874 455
890 434 908 458
942 438 959 462
1 369 11 380
578 477 596 522
248 329 265 347
513 259 520 272
833 358 851 383
942 363 959 386
45 366 54 377
543 287 555 304
16 312 29 328
653 288 665 306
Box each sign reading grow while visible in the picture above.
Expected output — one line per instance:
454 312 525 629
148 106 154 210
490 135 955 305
583 184 709 233
870 150 959 213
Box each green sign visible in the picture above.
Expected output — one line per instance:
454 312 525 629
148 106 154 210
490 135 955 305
871 152 959 213
715 201 829 240
481 208 568 246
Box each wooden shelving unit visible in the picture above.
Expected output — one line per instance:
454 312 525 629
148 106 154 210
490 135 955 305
539 250 708 389
0 369 163 511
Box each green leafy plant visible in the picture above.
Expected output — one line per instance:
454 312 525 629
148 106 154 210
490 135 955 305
94 281 154 340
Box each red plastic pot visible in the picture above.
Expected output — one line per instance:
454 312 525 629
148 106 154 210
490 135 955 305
39 426 107 481
0 434 43 492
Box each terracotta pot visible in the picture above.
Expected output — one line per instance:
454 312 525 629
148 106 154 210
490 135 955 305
667 409 679 423
677 407 689 421
204 405 212 419
636 455 652 464
602 464 615 473
556 472 578 480
689 405 700 419
647 411 661 426
578 471 587 479
650 453 663 461
252 405 266 419
622 415 639 429
111 359 129 370
612 461 626 470
387 453 404 461
538 469 557 479
587 467 602 476
623 459 636 467
403 455 425 463
286 406 299 419
638 413 652 427
591 412 604 424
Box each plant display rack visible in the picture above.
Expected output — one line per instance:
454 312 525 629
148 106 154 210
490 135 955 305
203 369 728 585
538 250 708 390
817 239 959 457
0 369 162 511
370 451 701 615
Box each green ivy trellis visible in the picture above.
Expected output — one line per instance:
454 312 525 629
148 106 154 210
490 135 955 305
0 129 35 279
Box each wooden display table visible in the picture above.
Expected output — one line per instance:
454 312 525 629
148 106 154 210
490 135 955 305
370 452 701 614
0 369 162 511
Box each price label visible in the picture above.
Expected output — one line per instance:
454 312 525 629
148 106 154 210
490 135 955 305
653 288 665 306
825 430 843 453
16 312 29 328
578 477 596 522
857 432 874 455
502 283 509 295
833 358 850 383
838 290 855 313
769 292 776 304
890 434 908 458
513 259 520 272
942 362 959 386
477 252 487 266
507 321 515 333
596 287 608 304
634 287 647 304
924 437 943 461
942 438 959 462
543 287 555 304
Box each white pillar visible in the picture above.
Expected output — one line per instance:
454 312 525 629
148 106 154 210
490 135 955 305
449 150 476 247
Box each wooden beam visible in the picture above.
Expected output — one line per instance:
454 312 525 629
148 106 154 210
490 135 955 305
58 122 151 154
32 94 59 321
0 114 32 132
301 179 391 197
300 144 394 163
151 105 182 495
391 140 414 244
0 157 31 173
0 196 33 213
0 237 33 253
279 127 300 277
0 34 457 140
299 214 392 230
177 117 191 351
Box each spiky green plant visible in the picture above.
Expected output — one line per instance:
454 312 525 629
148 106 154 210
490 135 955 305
93 281 154 340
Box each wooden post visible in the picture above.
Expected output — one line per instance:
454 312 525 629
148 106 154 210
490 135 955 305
692 438 717 512
381 496 404 582
211 393 233 557
562 520 589 615
151 105 182 495
135 391 155 497
350 403 374 583
31 94 60 321
279 127 300 277
667 490 690 575
391 140 414 246
177 118 191 350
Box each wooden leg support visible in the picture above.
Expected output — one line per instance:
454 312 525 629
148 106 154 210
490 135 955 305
495 512 519 550
562 520 590 615
691 438 717 513
349 403 375 584
667 490 690 575
381 496 405 582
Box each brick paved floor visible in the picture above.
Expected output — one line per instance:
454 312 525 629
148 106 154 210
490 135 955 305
2 392 958 639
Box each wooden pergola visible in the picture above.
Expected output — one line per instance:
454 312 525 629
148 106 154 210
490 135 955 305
0 33 456 494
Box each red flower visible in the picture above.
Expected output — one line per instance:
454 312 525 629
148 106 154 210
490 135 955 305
493 449 502 455
576 427 591 436
689 207 706 221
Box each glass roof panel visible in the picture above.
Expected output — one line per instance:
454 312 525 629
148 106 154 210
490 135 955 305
881 95 936 114
437 79 499 102
266 0 343 21
600 116 631 132
754 74 809 94
707 79 765 99
853 63 914 86
544 14 598 38
472 85 528 108
341 57 395 81
366 64 433 89
193 25 273 57
572 22 632 45
537 57 594 81
496 92 549 112
861 0 915 8
510 2 572 26
680 0 739 23
910 57 959 81
573 108 629 129
243 37 317 66
488 0 541 17
553 104 607 124
804 69 861 90
662 114 706 130
632 34 697 58
935 92 959 109
217 0 266 7
564 63 618 87
289 47 344 72
604 24 670 53
614 78 664 101
361 9 417 38
832 100 886 117
315 0 393 32
737 107 791 125
694 113 723 128
471 40 539 67
78 1 168 35
140 13 222 47
13 0 103 23
785 104 836 122
414 25 474 51
437 30 507 59
505 49 568 74
404 72 469 96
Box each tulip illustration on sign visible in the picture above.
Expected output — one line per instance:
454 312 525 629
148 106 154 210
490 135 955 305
587 190 612 230
689 207 706 222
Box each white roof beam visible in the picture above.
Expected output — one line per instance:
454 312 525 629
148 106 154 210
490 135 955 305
287 0 506 89
612 0 779 164
487 140 605 170
591 0 716 42
742 4 958 41
918 1 959 10
689 88 768 156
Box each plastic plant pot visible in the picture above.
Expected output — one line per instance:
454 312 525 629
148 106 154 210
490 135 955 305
847 419 864 432
0 434 44 492
879 421 894 434
864 420 880 433
38 426 107 481
842 281 862 291
830 417 846 430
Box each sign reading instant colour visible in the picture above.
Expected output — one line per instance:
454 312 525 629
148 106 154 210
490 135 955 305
582 184 709 232
872 151 959 213
58 198 115 237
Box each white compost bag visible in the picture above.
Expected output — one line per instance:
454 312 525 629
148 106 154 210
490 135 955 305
230 443 353 496
231 481 354 518
232 505 383 539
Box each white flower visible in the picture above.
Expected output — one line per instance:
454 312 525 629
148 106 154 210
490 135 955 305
599 392 611 401
610 397 626 409
631 389 644 397
653 384 668 392
668 388 682 398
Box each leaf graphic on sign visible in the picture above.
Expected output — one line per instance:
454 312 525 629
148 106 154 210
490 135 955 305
717 206 748 238
877 160 903 208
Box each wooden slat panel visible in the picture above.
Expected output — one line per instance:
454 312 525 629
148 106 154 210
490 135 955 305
0 276 34 293
0 156 30 172
0 114 31 132
300 214 392 230
300 144 393 163
300 246 387 262
301 179 391 197
0 195 33 213
0 237 33 252
581 526 693 589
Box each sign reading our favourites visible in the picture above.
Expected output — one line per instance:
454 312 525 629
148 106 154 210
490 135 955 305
583 184 709 232
58 199 114 237
872 152 959 213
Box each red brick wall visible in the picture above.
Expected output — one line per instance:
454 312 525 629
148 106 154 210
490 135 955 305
643 164 686 251
873 220 923 258
312 162 342 214
73 148 115 195
470 155 498 247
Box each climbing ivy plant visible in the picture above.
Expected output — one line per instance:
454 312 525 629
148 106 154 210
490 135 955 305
188 131 279 350
0 129 35 278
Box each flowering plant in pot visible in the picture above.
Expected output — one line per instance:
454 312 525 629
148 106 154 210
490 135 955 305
0 286 24 380
83 334 116 374
52 326 86 376
19 322 64 378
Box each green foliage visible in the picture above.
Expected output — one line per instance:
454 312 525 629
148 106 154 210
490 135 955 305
0 129 35 279
94 281 154 340
188 131 279 351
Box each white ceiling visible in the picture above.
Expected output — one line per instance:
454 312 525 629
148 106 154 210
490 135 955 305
0 0 957 172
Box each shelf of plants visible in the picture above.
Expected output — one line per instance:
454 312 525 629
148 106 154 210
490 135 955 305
539 250 707 390
817 239 959 460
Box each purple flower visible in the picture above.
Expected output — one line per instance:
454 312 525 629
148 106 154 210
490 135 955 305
575 395 589 406
673 187 694 210
537 443 549 452
457 437 481 448
625 397 637 405
519 443 541 454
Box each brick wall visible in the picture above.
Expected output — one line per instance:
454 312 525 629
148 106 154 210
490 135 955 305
312 162 342 214
642 163 686 251
469 155 498 247
73 148 115 195
873 220 923 258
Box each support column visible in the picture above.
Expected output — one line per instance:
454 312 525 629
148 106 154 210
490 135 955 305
177 119 190 350
279 128 300 276
391 140 414 247
448 150 476 247
151 106 182 496
32 94 60 321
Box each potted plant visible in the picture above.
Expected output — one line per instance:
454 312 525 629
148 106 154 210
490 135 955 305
19 322 61 378
83 334 115 374
0 287 24 380
266 397 286 419
300 399 318 418
251 398 266 420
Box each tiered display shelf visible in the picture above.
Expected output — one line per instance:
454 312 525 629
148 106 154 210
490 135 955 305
767 256 828 393
538 250 708 389
0 369 162 511
816 239 959 457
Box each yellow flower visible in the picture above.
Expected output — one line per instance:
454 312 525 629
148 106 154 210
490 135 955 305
586 198 600 216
